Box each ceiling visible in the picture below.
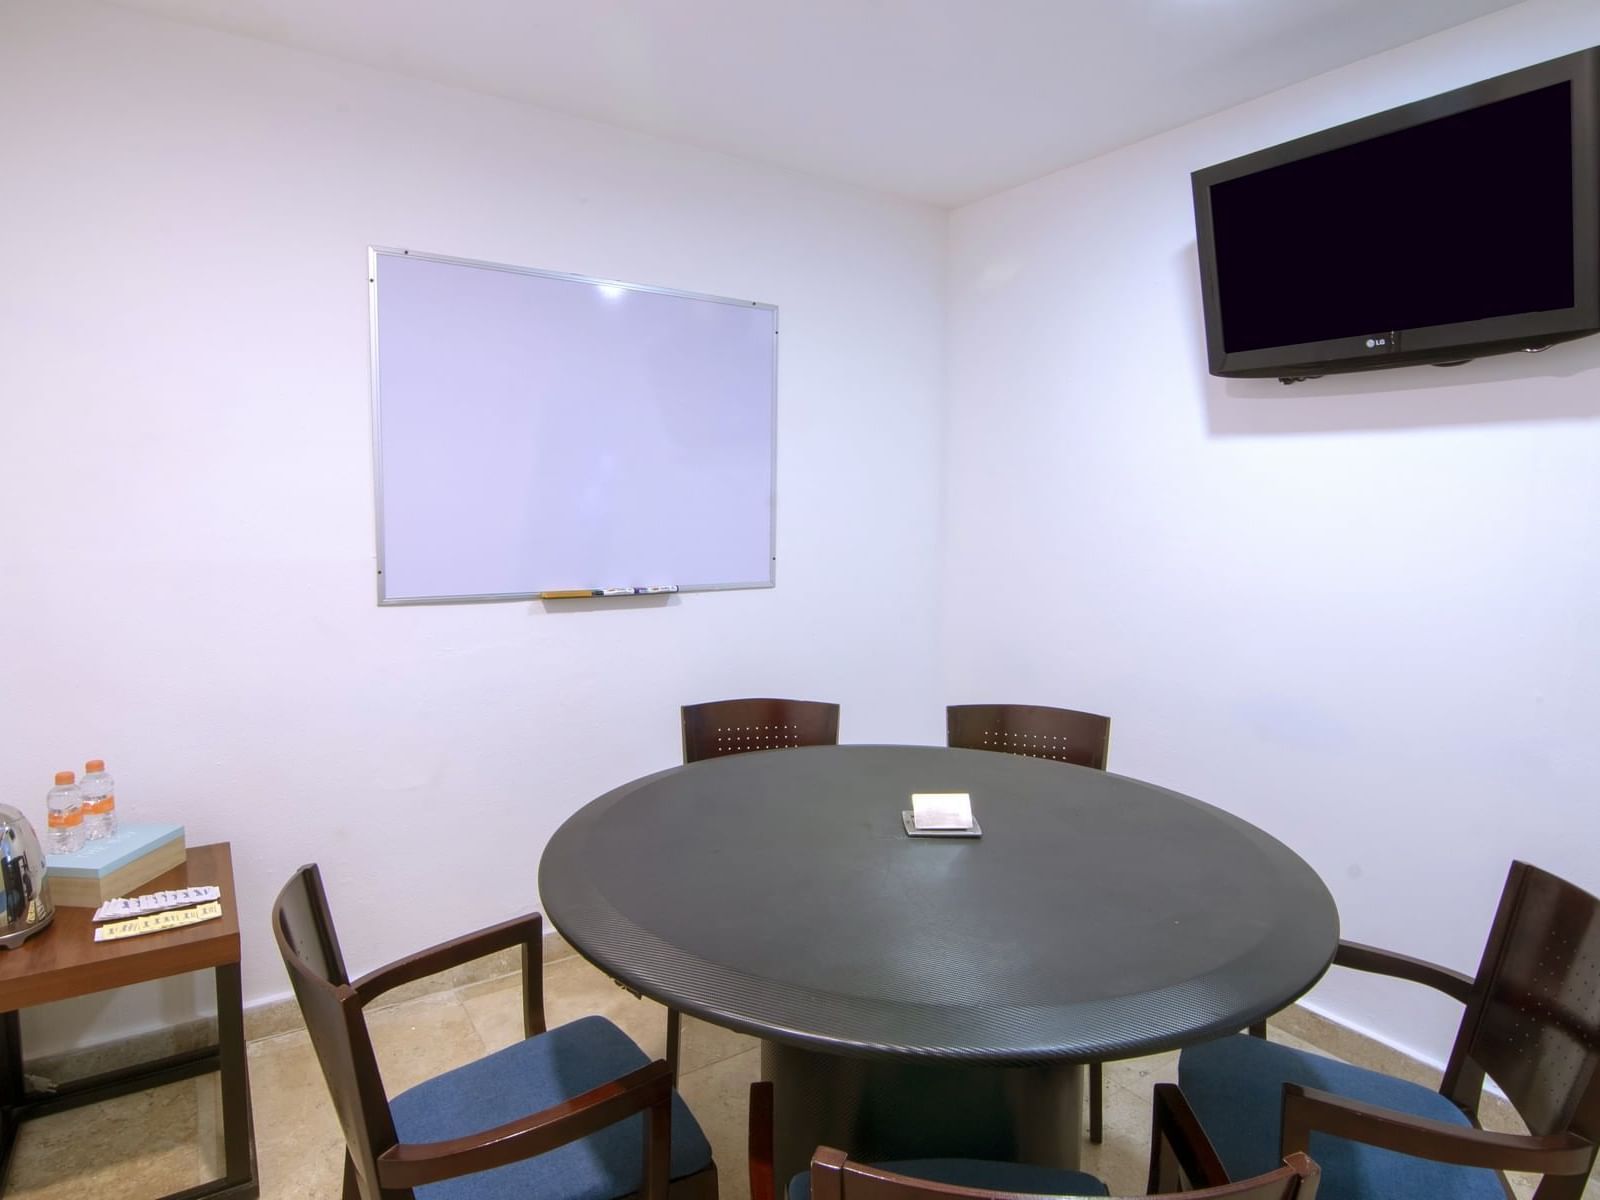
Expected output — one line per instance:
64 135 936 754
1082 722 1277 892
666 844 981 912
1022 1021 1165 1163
110 0 1523 206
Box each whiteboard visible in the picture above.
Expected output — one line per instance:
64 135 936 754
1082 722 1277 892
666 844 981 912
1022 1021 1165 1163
369 248 777 604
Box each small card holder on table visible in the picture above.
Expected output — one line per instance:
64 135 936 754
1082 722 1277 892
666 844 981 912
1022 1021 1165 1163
903 792 982 838
901 811 983 838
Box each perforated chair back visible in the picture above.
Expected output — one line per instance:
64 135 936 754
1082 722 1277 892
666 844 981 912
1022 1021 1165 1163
946 704 1110 770
1444 861 1600 1145
682 698 840 764
272 865 398 1197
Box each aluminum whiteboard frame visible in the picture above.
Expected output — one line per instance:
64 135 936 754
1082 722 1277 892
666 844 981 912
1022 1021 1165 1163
368 246 779 606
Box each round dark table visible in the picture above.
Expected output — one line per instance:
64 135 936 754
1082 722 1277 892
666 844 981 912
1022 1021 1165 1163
539 745 1338 1177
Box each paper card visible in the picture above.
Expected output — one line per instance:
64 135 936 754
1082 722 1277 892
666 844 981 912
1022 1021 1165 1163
910 792 974 830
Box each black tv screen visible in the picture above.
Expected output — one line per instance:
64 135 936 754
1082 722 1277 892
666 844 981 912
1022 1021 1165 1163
1193 48 1600 380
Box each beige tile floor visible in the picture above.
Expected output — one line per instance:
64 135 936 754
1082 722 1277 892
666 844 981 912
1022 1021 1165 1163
5 946 1581 1198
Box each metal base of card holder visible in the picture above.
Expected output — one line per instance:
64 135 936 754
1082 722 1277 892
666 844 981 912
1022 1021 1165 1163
901 812 982 838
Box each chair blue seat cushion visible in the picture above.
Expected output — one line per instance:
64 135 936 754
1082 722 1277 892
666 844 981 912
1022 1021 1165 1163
390 1014 713 1200
787 1158 1109 1200
1179 1034 1505 1200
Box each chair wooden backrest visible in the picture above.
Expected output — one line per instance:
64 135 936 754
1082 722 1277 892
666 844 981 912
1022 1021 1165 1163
808 1149 1317 1200
682 698 840 764
272 864 398 1197
945 704 1110 770
1443 861 1600 1148
1145 1079 1319 1198
749 1082 1318 1200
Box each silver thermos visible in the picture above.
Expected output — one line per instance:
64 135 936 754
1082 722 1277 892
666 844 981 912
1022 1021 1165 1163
0 805 54 948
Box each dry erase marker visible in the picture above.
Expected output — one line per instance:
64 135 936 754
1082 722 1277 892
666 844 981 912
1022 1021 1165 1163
539 589 597 599
636 585 679 594
599 588 636 597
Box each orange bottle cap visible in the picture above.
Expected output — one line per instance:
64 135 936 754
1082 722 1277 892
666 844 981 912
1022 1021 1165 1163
85 759 105 773
54 771 75 786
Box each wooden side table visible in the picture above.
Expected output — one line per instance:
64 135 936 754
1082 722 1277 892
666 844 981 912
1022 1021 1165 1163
0 842 256 1198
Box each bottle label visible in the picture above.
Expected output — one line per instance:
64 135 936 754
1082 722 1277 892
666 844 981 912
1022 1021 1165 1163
84 792 116 815
48 807 82 828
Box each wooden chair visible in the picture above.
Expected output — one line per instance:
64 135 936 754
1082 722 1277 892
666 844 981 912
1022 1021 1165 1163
272 864 719 1200
1178 860 1600 1200
945 704 1111 771
946 702 1140 1144
749 1080 1319 1200
682 698 840 764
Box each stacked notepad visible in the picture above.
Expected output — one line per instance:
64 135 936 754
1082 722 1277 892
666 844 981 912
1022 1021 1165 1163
45 824 186 907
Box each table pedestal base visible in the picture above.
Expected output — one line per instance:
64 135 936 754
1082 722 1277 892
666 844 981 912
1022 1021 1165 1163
762 1041 1083 1186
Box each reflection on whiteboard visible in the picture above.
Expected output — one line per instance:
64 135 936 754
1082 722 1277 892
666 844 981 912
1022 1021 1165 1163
370 248 777 604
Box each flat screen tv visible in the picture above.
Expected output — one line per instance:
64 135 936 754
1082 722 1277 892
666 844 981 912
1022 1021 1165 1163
1192 47 1600 382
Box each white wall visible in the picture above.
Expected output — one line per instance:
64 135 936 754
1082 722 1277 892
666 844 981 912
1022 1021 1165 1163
0 0 947 1053
944 0 1600 1068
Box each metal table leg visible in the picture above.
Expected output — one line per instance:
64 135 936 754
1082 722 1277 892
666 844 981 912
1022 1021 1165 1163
0 969 257 1199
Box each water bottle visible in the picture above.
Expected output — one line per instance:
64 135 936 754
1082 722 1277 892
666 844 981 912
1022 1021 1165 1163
46 771 85 855
80 759 118 841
